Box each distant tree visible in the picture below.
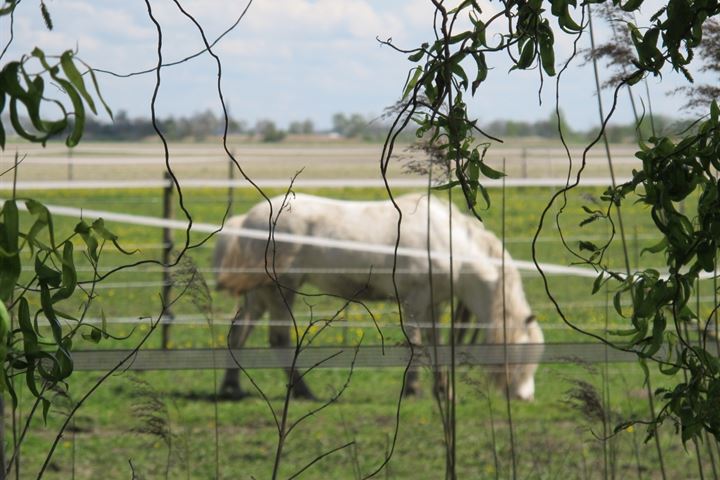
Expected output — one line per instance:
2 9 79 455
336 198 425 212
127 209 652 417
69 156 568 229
228 117 247 134
331 112 367 138
504 120 532 137
288 119 314 135
187 109 221 140
331 113 348 135
533 111 574 138
255 119 286 142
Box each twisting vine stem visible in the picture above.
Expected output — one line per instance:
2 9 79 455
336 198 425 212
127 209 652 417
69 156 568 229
383 0 720 458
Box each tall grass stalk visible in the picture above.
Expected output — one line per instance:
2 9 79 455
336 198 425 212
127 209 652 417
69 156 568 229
589 9 641 478
620 373 644 479
427 169 453 478
10 151 20 480
501 167 518 480
447 178 458 480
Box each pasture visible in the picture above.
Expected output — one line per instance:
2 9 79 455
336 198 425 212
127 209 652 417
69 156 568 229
0 141 716 479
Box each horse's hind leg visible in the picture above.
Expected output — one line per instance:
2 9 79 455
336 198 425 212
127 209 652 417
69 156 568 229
219 291 265 399
431 302 472 398
264 290 316 400
452 302 473 345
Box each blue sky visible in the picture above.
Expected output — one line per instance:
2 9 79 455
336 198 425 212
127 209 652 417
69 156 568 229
0 0 709 131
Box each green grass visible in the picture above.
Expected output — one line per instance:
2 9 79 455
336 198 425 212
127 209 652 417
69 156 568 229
3 184 718 479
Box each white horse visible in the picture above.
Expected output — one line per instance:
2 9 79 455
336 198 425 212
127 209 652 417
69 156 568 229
214 193 543 400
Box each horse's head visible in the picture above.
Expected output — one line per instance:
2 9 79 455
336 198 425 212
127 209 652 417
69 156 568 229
509 314 543 400
487 314 544 401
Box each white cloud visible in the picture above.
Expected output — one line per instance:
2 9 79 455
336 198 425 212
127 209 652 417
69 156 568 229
0 0 703 129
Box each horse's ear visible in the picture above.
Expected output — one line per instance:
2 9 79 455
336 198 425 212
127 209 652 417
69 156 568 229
525 315 536 325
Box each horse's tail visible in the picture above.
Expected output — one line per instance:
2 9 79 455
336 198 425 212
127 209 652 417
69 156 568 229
214 214 288 294
215 214 270 293
214 215 245 291
213 230 232 291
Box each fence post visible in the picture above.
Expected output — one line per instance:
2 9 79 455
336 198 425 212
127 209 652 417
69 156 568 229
521 147 527 178
227 149 235 215
161 171 174 349
67 147 73 181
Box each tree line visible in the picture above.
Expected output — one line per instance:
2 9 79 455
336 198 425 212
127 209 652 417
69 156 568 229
19 109 690 143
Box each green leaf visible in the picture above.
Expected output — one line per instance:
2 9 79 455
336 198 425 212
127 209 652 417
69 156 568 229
0 91 6 149
403 66 423 100
25 365 40 397
607 328 639 336
476 183 491 209
39 283 63 345
579 214 602 227
40 1 52 30
2 200 19 252
451 61 469 90
516 40 536 70
52 241 77 301
82 65 113 120
448 31 471 44
538 22 556 76
60 51 97 114
34 256 61 287
18 298 39 357
592 272 605 294
638 358 650 386
75 220 99 261
41 397 51 425
432 180 462 191
0 201 20 301
644 313 666 357
578 240 599 252
26 199 54 248
478 162 505 180
0 1 18 15
471 52 487 95
620 0 644 11
56 77 85 147
81 327 102 344
56 338 73 378
641 237 668 255
613 291 624 317
91 218 134 254
408 50 424 62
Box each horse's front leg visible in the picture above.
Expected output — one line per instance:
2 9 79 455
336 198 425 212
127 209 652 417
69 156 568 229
401 294 433 397
265 290 316 400
219 292 264 399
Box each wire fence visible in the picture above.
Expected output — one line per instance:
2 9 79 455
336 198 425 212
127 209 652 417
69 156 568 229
0 176 633 191
67 343 645 371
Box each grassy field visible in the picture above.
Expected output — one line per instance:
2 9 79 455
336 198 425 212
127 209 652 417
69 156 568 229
1 147 718 478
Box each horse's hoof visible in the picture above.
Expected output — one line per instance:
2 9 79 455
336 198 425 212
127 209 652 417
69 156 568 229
217 385 249 400
291 388 317 401
402 384 421 397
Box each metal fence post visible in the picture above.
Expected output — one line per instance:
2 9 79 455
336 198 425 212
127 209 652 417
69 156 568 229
228 149 235 215
161 171 174 349
67 147 73 181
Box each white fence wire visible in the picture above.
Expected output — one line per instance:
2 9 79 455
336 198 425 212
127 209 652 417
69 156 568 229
0 176 631 191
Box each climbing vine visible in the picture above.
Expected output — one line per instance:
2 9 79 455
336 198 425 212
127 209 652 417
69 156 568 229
382 0 720 452
0 2 133 474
